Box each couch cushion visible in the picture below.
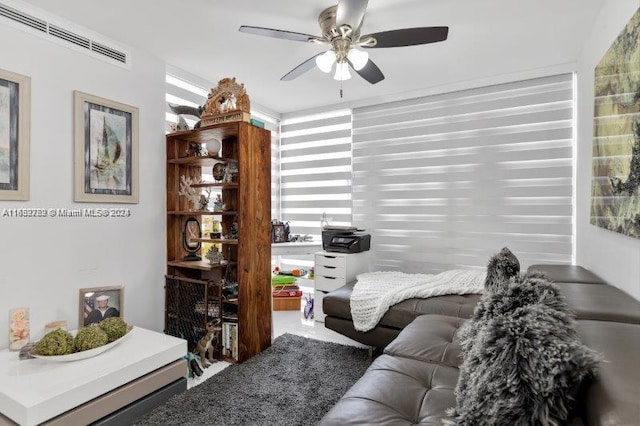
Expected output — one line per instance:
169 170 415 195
324 316 402 349
575 320 640 426
526 264 606 284
561 282 640 324
318 355 458 426
323 282 480 330
384 315 466 368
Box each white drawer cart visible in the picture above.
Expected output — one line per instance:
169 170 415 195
314 251 369 322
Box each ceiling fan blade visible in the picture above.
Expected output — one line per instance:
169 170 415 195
281 53 323 81
336 0 369 30
350 59 384 84
239 25 318 43
363 27 449 48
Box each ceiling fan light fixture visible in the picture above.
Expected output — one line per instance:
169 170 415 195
316 50 336 73
334 61 351 81
347 48 369 70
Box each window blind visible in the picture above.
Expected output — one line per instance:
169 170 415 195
352 74 574 273
280 109 353 240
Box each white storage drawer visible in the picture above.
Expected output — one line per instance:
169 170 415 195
315 254 346 269
315 275 345 292
313 251 370 322
315 264 346 279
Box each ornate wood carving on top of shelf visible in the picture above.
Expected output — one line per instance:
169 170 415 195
200 78 251 127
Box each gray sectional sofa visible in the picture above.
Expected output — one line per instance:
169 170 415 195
319 264 640 425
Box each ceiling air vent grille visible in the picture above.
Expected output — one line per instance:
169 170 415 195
0 3 46 32
92 41 126 63
0 1 129 66
49 24 90 49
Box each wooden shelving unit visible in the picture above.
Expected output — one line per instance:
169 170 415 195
165 121 272 363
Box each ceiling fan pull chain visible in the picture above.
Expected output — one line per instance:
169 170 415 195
340 80 344 98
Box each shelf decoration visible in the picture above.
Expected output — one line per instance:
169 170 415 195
200 78 251 127
182 216 202 261
205 245 224 265
9 307 29 351
179 175 211 211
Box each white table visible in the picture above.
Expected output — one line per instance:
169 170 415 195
0 327 186 426
271 241 322 256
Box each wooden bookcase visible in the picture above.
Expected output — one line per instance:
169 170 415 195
165 121 272 363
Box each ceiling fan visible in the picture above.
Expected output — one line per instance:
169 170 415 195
239 0 448 85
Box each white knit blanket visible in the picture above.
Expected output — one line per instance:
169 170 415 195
350 270 486 332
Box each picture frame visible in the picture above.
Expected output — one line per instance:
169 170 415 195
272 224 288 243
79 285 124 328
74 91 139 203
0 68 30 201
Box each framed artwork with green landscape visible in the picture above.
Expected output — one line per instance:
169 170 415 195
591 7 640 239
0 68 30 201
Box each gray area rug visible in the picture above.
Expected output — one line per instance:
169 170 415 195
135 333 371 425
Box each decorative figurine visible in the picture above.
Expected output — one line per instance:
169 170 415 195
196 320 221 368
213 194 224 212
169 103 204 129
200 77 251 127
223 161 238 183
304 296 314 320
176 115 190 131
224 221 239 239
212 163 226 181
197 188 212 211
184 352 203 378
205 246 224 265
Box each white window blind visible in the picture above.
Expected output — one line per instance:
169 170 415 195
352 74 575 273
280 109 353 240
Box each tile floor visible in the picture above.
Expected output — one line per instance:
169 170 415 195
188 296 366 389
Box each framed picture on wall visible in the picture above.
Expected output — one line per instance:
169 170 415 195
0 68 30 201
79 285 124 328
74 91 139 203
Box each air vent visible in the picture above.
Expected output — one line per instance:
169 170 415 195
92 41 126 63
49 24 90 49
0 3 46 32
0 1 129 66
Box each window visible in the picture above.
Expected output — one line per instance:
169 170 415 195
351 74 574 272
279 109 353 240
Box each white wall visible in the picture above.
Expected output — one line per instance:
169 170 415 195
0 23 167 349
575 2 640 301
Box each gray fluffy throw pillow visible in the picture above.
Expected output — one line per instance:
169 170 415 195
451 276 601 426
484 247 520 293
456 247 525 348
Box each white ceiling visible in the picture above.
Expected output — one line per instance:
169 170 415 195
21 0 606 114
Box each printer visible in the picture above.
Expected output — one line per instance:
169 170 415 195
322 226 371 254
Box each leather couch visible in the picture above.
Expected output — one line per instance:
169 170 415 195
319 265 640 425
